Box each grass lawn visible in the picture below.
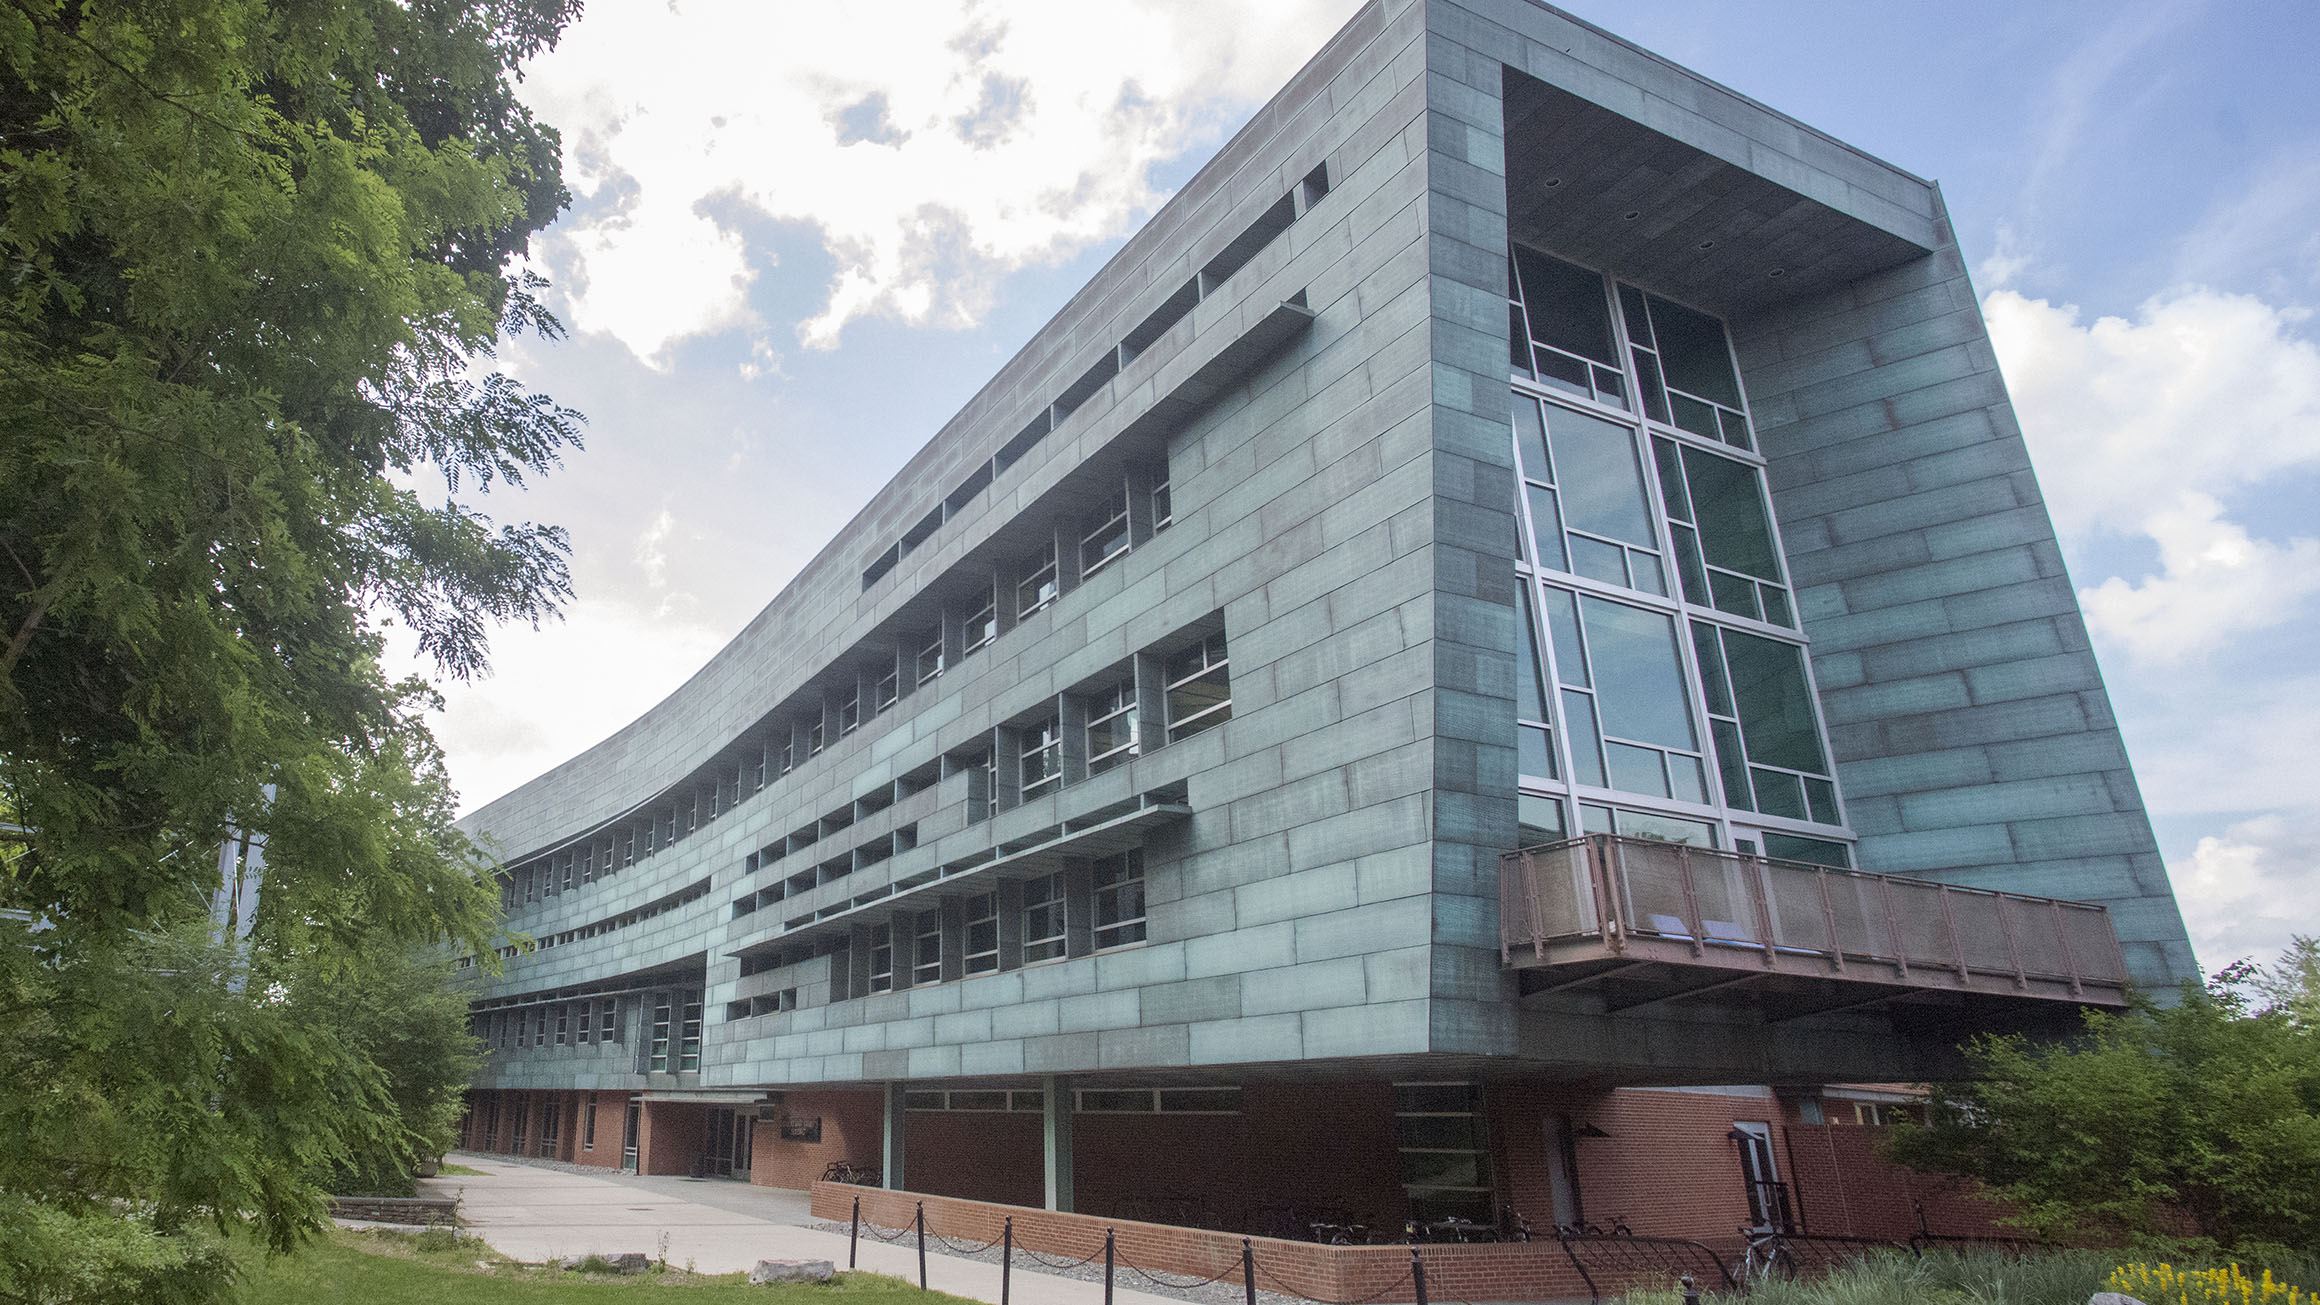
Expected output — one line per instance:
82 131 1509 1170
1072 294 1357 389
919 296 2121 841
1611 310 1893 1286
240 1229 982 1305
437 1163 490 1176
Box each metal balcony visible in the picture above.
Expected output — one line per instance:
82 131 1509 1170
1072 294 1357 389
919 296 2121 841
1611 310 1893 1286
1500 835 2129 1013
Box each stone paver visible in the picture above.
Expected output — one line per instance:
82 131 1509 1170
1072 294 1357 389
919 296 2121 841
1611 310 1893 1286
429 1154 1180 1305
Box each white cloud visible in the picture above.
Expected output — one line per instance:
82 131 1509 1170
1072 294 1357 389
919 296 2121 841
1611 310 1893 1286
2079 492 2320 666
1986 286 2320 537
2169 810 2320 970
520 0 1362 365
633 506 675 589
394 599 732 815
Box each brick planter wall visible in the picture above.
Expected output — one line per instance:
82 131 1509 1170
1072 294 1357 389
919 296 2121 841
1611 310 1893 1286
811 1183 1603 1303
329 1195 459 1225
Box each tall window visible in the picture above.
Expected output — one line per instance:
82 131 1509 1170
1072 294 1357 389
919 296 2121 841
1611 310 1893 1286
1092 850 1146 950
963 584 998 655
541 1103 561 1148
912 912 943 985
678 994 703 1072
1085 680 1139 774
648 995 672 1072
868 923 895 993
583 1093 598 1150
554 1004 570 1046
1021 872 1067 963
917 629 945 684
1081 482 1131 577
837 687 860 737
1150 472 1173 532
1019 716 1062 798
1017 542 1058 617
1395 1083 1495 1224
1165 633 1231 740
1507 240 1847 857
874 665 899 713
963 892 1000 974
599 998 618 1044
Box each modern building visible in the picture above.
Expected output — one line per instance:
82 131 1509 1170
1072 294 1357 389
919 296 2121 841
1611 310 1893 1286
453 0 2194 1248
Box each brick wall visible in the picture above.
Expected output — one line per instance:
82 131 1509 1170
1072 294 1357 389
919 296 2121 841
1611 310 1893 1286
754 1089 883 1189
638 1099 706 1175
810 1182 1599 1304
1776 1122 2011 1241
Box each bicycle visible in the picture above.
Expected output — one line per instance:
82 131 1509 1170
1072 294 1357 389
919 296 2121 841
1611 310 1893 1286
1730 1226 1797 1285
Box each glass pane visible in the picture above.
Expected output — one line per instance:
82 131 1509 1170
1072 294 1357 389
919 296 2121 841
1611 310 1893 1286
1710 568 1763 620
1618 284 1654 348
1804 776 1840 825
1592 365 1626 408
1718 406 1753 451
1615 810 1718 846
1673 529 1711 606
1691 621 1733 715
1545 408 1656 547
1633 348 1671 425
1647 292 1743 408
1723 630 1829 775
1514 589 1548 722
1716 710 1744 803
1651 437 1692 522
1509 302 1532 374
1579 802 1615 834
1514 246 1617 365
1400 1115 1487 1150
1630 551 1666 596
1536 348 1590 399
1569 534 1628 586
1606 741 1670 798
1561 690 1607 787
1671 393 1719 439
1751 767 1808 820
1402 1153 1483 1188
1517 794 1566 847
1518 724 1556 780
1764 833 1850 868
1541 587 1589 687
1527 485 1568 571
1578 596 1699 751
1395 1083 1481 1113
1670 754 1708 805
1514 398 1551 483
1761 585 1793 628
1682 446 1782 581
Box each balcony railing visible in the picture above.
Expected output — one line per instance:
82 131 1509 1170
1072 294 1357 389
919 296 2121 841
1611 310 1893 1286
1500 835 2129 1006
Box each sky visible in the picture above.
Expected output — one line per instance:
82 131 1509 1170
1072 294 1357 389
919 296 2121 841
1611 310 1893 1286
397 0 2320 974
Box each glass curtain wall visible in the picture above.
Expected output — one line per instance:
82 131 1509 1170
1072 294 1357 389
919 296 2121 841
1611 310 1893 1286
1507 244 1852 867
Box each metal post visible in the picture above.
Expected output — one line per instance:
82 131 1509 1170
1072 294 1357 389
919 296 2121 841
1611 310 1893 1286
1104 1228 1116 1305
916 1201 928 1290
850 1195 861 1269
1411 1247 1429 1305
1242 1238 1257 1305
1002 1219 1014 1305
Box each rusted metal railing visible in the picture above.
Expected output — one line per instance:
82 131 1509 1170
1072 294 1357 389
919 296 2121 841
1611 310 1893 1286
1499 835 2129 1002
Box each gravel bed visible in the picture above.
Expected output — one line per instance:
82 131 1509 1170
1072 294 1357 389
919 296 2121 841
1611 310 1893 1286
812 1220 1324 1305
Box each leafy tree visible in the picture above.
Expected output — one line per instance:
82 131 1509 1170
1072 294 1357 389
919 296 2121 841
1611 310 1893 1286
303 944 487 1198
0 0 582 1293
1889 941 2320 1251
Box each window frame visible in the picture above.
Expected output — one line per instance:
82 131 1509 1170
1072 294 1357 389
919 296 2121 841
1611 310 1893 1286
1164 632 1231 741
1091 849 1146 951
1020 871 1068 964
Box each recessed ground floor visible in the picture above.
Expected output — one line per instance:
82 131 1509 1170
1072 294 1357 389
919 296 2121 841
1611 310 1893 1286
459 1075 2009 1247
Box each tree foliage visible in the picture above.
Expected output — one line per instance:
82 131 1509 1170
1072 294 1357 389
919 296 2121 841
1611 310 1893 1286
1889 941 2320 1251
0 0 583 1294
0 0 581 946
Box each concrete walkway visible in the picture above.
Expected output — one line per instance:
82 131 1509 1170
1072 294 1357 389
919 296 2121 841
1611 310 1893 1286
427 1154 1180 1305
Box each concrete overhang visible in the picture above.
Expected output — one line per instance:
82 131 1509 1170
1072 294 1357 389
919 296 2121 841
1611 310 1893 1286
1501 68 1937 318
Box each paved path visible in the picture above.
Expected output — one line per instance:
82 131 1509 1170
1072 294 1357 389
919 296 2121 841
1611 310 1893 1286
427 1154 1180 1305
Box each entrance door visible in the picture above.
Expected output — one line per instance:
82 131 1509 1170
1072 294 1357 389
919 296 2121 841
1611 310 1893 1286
1543 1115 1583 1231
702 1107 754 1179
1732 1122 1790 1231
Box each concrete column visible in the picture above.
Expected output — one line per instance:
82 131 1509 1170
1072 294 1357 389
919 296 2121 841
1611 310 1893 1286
1042 1074 1074 1212
882 1081 907 1191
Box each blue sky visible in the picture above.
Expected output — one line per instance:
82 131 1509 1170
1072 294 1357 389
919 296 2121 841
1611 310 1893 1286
411 0 2320 973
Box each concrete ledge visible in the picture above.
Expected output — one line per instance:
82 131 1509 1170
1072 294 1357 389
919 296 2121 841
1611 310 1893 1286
328 1195 459 1225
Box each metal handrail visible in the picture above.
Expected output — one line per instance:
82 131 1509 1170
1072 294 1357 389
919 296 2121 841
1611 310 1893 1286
1500 835 2129 995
